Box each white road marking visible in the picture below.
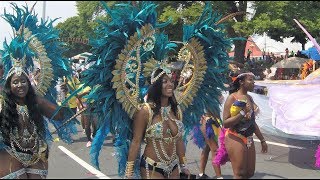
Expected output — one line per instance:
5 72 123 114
58 146 110 179
253 139 305 149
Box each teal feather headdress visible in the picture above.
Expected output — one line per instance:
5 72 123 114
83 1 231 177
83 1 175 177
176 3 232 145
0 3 77 144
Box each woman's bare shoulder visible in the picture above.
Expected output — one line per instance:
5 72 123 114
136 102 154 118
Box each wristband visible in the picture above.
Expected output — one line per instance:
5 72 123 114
180 163 188 170
239 110 245 116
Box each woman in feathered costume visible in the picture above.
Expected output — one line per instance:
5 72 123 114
82 1 231 178
217 70 267 179
0 3 78 179
196 108 224 179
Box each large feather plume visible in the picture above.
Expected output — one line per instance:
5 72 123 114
82 1 172 177
0 3 77 144
181 3 231 143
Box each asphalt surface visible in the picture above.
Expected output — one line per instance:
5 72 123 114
46 121 320 179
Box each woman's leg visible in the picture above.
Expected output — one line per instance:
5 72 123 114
83 114 92 142
200 117 221 178
0 151 28 179
199 144 210 175
168 166 179 179
83 112 93 148
90 110 98 138
27 160 48 179
246 141 256 178
206 138 222 178
225 134 248 179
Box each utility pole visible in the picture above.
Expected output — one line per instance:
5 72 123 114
42 1 46 21
264 32 267 52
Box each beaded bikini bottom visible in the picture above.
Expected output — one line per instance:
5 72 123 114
140 155 179 178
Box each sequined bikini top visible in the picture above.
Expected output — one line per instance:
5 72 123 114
231 94 256 137
143 103 184 143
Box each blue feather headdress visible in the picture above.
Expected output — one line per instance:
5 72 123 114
83 2 175 177
83 1 231 177
0 3 77 144
176 3 232 146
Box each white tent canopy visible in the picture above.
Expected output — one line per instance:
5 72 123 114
251 34 313 56
271 57 309 68
229 34 313 55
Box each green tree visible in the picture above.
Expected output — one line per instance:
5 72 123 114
55 1 116 57
252 1 320 50
157 1 253 63
158 1 203 41
55 16 91 57
211 1 257 64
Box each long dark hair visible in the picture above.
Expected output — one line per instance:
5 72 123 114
146 69 178 117
0 73 45 142
228 70 251 94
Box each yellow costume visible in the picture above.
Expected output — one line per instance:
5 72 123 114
67 76 81 109
230 99 247 117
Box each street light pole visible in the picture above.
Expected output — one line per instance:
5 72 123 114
42 1 46 21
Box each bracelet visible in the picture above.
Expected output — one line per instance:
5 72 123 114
182 156 187 164
125 161 134 177
180 163 187 170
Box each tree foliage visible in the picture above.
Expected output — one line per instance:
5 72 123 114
55 1 115 57
55 1 320 60
157 1 202 41
252 1 320 50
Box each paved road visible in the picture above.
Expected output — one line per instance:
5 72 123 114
47 124 320 179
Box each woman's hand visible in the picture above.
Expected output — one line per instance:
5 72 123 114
181 167 191 177
243 102 253 120
261 140 268 153
244 110 252 120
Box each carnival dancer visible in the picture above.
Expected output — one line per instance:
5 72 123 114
0 3 78 178
216 70 268 179
81 1 231 179
197 109 224 179
76 82 96 148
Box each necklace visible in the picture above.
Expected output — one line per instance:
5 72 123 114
16 104 29 122
160 105 171 121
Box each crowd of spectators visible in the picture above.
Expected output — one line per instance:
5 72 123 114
240 49 310 81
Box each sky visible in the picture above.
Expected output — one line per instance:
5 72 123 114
0 1 77 49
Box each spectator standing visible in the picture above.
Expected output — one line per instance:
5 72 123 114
285 48 289 59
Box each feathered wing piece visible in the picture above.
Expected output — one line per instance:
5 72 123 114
294 19 320 165
213 127 228 166
82 1 174 177
175 3 231 143
83 1 231 177
0 3 77 144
